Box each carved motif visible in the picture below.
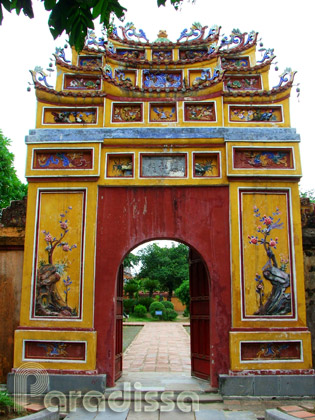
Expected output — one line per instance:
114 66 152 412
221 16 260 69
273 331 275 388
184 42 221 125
177 22 208 42
112 104 142 122
185 103 215 121
107 156 133 177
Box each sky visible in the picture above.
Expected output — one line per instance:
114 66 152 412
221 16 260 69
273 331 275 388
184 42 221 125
0 0 313 191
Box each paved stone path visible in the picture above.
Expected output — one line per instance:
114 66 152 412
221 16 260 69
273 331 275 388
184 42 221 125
123 323 190 373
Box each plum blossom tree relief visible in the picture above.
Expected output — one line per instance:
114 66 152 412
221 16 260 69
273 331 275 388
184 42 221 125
36 207 78 317
248 207 291 316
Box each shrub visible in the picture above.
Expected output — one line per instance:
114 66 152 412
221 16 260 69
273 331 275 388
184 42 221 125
137 296 154 311
134 304 147 318
161 300 174 310
123 298 136 314
175 279 190 307
149 301 165 318
163 308 178 321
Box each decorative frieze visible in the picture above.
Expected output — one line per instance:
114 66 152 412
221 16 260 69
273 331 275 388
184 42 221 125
179 49 208 60
152 50 172 60
116 49 145 59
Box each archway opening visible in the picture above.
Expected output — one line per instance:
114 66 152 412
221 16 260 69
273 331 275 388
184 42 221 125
116 239 211 384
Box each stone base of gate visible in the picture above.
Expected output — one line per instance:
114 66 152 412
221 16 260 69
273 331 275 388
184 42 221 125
7 373 107 395
219 374 315 397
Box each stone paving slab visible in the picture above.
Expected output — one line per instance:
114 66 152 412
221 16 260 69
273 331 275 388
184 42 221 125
64 408 129 419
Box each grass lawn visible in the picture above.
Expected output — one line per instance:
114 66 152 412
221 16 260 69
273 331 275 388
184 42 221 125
123 325 143 352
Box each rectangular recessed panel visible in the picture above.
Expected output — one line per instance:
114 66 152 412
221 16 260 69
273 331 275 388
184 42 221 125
141 155 186 177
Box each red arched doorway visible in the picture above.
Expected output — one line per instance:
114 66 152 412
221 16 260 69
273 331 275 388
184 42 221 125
94 186 231 388
115 243 211 382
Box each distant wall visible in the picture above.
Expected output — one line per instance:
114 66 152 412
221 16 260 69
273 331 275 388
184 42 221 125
0 199 26 383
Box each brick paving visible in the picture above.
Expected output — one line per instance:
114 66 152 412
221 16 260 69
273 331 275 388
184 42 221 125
123 322 191 373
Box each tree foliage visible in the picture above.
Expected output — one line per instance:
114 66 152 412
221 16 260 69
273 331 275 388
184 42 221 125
138 243 189 300
0 0 185 51
123 252 140 269
0 130 27 209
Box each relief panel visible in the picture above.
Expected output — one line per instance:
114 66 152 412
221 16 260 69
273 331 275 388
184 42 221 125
229 106 282 123
184 102 216 122
63 74 101 90
33 149 93 170
112 103 142 123
115 69 137 87
234 148 293 169
32 190 86 319
149 103 177 122
43 107 97 125
224 75 262 91
106 154 134 177
116 49 145 59
78 55 102 67
222 56 250 67
24 340 86 362
152 50 173 60
179 49 208 60
240 190 295 319
193 153 220 177
140 154 187 178
240 341 301 362
143 70 182 88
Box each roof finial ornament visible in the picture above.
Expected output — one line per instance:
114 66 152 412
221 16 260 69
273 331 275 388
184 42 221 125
154 30 171 43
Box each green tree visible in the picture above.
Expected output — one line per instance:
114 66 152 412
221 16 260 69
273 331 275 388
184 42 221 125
175 279 190 308
0 0 186 52
142 277 160 298
138 243 189 301
124 279 140 298
0 130 27 209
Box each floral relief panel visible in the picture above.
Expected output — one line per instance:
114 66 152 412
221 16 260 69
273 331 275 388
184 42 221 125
240 191 294 318
33 191 85 319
